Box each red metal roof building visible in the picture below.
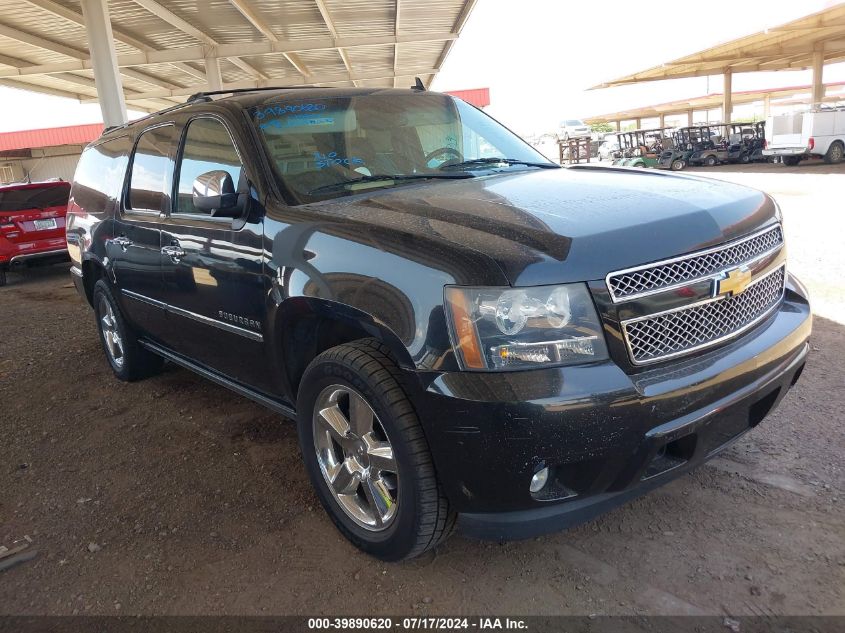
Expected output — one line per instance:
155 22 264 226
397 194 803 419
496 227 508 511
445 88 491 108
0 123 104 185
0 123 104 153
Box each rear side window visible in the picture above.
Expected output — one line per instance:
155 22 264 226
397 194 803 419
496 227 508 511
127 125 175 214
71 136 132 213
0 184 69 212
175 117 243 216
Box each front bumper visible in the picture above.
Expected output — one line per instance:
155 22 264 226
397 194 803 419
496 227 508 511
407 276 811 540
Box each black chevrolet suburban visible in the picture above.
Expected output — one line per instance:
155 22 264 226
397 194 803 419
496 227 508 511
66 87 811 561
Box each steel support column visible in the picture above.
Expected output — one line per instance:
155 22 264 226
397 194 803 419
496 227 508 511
80 0 127 126
723 70 732 123
811 50 824 107
205 55 223 90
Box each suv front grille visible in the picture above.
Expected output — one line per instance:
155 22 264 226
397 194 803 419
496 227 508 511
607 225 783 302
622 265 785 365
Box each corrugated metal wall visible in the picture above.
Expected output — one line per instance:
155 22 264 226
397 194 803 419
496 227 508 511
22 154 80 182
0 152 81 184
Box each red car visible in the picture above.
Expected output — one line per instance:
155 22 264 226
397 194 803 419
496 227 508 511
0 180 71 286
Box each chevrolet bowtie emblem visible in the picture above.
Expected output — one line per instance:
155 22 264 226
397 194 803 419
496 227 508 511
713 266 753 298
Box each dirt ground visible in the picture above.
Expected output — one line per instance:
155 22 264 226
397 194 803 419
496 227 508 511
0 162 843 617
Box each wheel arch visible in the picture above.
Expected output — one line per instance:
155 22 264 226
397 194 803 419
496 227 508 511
271 296 417 404
81 255 108 306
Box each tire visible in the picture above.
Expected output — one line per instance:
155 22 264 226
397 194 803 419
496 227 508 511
704 155 717 167
740 154 750 164
92 279 163 381
783 156 801 166
823 141 843 165
297 339 455 561
671 159 686 171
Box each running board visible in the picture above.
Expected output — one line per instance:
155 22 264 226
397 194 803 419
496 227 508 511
139 340 297 419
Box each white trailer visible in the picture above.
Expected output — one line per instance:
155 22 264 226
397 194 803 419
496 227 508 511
763 107 845 166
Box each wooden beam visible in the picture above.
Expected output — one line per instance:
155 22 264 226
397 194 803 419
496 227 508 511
22 0 203 84
433 0 479 82
0 22 85 59
128 0 268 81
0 33 458 79
82 67 440 101
228 0 309 77
314 0 356 86
393 0 401 88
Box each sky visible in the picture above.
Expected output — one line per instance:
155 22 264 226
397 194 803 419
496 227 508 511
431 0 845 135
0 0 843 135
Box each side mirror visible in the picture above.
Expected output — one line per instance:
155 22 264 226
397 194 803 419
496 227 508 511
192 170 241 218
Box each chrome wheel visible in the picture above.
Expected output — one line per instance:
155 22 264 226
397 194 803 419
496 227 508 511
98 295 124 368
313 385 399 531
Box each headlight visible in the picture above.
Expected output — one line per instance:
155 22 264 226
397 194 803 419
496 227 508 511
444 284 608 371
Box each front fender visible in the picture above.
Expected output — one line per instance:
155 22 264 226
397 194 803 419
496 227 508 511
262 211 507 379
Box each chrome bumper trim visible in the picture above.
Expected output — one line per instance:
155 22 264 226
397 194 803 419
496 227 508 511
9 248 69 265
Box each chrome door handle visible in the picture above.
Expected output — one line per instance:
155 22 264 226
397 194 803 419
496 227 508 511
161 245 186 262
112 236 132 251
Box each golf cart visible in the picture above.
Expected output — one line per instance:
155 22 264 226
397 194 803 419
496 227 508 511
611 130 636 165
688 124 730 166
612 128 667 167
726 121 766 164
656 126 706 171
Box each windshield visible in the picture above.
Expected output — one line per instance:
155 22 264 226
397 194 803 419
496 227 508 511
564 119 584 126
251 93 554 204
0 184 70 213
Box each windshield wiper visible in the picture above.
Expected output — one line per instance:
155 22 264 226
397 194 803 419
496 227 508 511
440 157 559 171
309 172 474 195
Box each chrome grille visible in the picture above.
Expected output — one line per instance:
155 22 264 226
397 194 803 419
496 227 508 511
607 225 783 302
622 266 786 365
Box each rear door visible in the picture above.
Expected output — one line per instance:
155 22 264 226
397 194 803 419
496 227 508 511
0 183 70 259
111 124 176 341
157 114 271 391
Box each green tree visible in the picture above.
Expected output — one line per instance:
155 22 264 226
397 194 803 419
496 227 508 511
590 121 614 133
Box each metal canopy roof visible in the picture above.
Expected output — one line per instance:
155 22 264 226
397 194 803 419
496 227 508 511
591 4 845 88
584 81 845 123
0 0 477 113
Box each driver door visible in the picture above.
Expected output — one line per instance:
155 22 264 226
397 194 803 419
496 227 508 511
157 114 272 392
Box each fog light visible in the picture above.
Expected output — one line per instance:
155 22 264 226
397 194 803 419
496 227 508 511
529 466 549 493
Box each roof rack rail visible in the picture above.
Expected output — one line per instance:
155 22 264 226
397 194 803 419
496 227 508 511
187 86 318 102
99 100 196 136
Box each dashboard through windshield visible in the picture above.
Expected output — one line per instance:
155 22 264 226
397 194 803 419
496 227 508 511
251 93 555 204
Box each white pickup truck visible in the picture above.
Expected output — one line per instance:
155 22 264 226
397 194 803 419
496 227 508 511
763 107 845 165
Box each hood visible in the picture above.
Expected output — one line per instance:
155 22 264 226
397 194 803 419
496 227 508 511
296 166 778 286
